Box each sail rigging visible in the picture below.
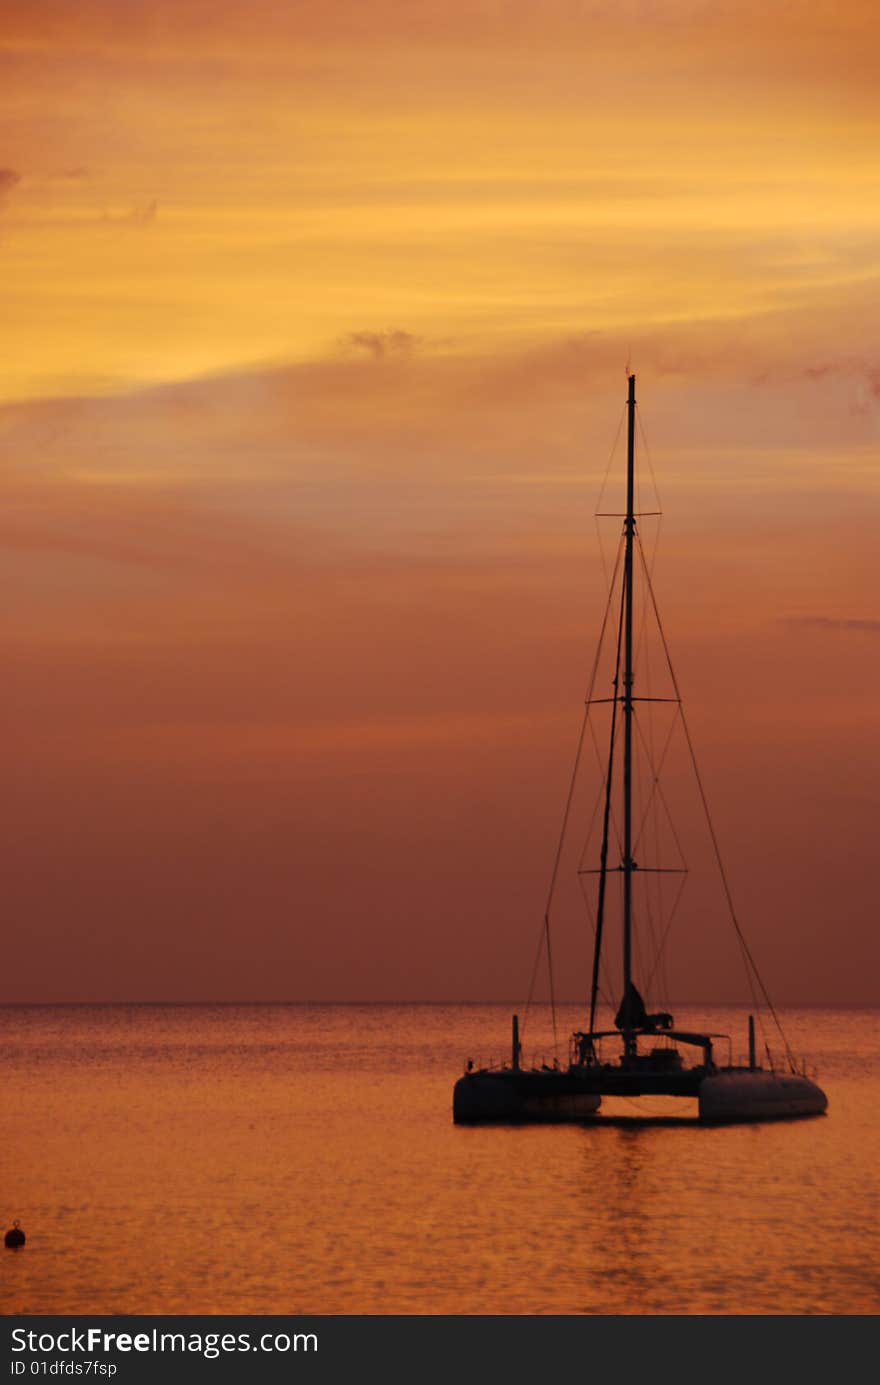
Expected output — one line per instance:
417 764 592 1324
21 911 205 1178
526 374 795 1070
453 374 827 1126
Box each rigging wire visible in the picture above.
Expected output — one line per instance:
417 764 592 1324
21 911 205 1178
634 731 659 1013
635 404 665 618
587 576 627 1038
584 712 625 853
594 406 627 591
644 472 671 1007
633 404 677 1008
576 564 627 894
644 872 690 996
543 914 559 1058
577 873 615 1012
628 481 677 1009
636 404 662 514
633 455 662 1008
631 704 689 870
521 533 625 1054
636 540 799 1071
631 707 689 1007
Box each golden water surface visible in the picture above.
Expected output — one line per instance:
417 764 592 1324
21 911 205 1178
2 1004 877 1315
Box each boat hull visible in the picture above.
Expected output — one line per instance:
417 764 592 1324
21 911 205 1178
453 1065 828 1125
698 1070 827 1123
453 1069 602 1124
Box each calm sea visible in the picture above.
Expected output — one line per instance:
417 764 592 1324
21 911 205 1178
1 1004 877 1316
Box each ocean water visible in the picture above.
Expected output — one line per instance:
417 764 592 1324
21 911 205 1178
1 1003 878 1316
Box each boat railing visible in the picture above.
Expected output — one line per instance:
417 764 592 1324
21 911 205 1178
462 1052 562 1074
745 1048 819 1079
569 1030 733 1068
463 1048 818 1078
528 1053 561 1071
793 1055 819 1080
464 1040 822 1077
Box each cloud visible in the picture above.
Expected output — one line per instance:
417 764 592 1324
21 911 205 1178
88 199 159 227
345 329 422 360
803 359 880 406
785 617 880 634
0 168 21 201
116 199 158 226
748 356 880 417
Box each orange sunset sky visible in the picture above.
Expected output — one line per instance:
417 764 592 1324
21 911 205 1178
1 0 878 1003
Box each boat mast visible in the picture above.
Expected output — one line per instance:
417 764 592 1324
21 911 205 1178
622 373 636 1057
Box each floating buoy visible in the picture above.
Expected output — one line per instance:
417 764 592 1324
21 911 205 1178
4 1221 25 1249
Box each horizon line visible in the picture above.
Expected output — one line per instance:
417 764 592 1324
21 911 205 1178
0 998 874 1009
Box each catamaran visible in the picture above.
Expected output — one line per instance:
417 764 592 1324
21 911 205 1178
453 376 828 1125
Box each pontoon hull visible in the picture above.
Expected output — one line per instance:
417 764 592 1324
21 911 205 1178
453 1069 602 1124
698 1071 827 1123
453 1064 828 1124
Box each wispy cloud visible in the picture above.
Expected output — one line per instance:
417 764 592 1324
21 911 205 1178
803 359 880 409
785 616 880 633
345 329 422 360
103 199 158 226
0 168 21 202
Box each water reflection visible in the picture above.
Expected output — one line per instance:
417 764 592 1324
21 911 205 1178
0 1004 876 1315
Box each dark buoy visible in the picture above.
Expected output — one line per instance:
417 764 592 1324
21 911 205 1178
4 1220 25 1249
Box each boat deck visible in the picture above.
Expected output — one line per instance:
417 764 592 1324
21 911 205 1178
571 1064 707 1097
